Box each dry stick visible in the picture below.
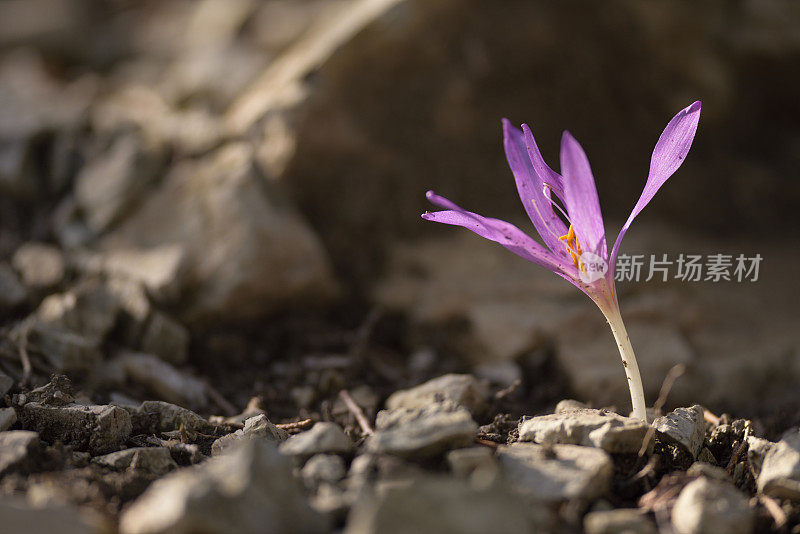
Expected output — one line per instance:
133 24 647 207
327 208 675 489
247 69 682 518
276 418 314 431
758 494 787 529
204 383 238 417
637 363 687 458
339 389 373 436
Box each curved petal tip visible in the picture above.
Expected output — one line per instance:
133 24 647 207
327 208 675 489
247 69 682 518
687 100 702 113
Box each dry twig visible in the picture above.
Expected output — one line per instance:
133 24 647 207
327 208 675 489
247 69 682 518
339 389 373 436
758 494 787 529
276 418 314 431
638 363 686 457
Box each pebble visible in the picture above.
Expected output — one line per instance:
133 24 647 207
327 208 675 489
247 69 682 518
0 407 18 431
517 408 649 454
757 428 800 500
686 462 729 481
12 242 65 288
93 447 177 476
279 422 353 458
20 402 131 454
745 435 773 478
671 477 754 534
212 414 287 456
0 430 41 475
134 400 217 434
119 440 327 534
653 405 705 459
0 370 14 396
140 310 190 365
113 351 207 408
497 442 613 502
446 446 497 479
584 508 657 534
555 399 590 414
301 454 346 487
366 402 477 457
385 374 489 415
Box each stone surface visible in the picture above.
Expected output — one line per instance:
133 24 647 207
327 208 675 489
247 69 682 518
653 405 706 459
93 447 177 476
367 402 477 457
20 402 132 454
140 311 190 365
212 414 287 456
104 142 338 324
279 422 352 458
0 262 28 309
517 409 649 454
12 242 65 288
119 440 327 534
496 443 613 502
0 430 41 475
584 508 657 534
301 454 346 487
671 477 753 534
134 400 216 434
0 370 13 395
0 407 18 431
385 374 489 415
446 446 497 479
114 351 206 408
0 497 96 534
555 399 590 414
757 428 800 500
746 435 773 479
345 475 549 534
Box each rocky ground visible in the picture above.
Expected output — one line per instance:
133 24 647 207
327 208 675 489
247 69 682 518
1 0 799 533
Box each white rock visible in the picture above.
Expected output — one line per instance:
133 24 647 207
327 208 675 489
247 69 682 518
653 405 706 458
497 443 613 502
385 374 489 415
0 497 96 534
671 477 753 534
212 414 287 456
746 435 773 478
0 430 41 475
12 242 64 288
119 440 327 534
518 408 649 454
367 402 477 457
757 428 800 499
584 508 656 534
279 422 352 458
301 454 346 487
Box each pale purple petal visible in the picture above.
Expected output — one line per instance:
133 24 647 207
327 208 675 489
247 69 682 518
521 124 564 199
559 131 607 258
610 101 702 267
502 119 568 256
422 191 572 274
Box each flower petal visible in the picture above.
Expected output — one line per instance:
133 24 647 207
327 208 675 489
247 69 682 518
502 120 568 256
422 191 571 274
521 124 564 199
560 131 607 258
610 101 702 267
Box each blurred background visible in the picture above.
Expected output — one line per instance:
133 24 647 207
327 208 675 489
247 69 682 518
0 0 798 429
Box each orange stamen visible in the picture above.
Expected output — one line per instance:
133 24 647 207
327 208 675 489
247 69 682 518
559 224 584 271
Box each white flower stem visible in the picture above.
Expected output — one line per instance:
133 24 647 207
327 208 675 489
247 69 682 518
603 305 648 422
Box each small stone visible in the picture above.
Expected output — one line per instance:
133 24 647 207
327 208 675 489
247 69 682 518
0 430 41 475
0 407 18 431
12 242 65 288
584 508 656 534
653 405 705 459
92 245 187 303
446 446 497 478
367 402 477 458
114 351 206 408
473 360 522 388
687 462 729 481
119 440 327 534
135 400 216 434
20 402 132 454
212 414 287 456
497 442 613 502
279 422 352 458
26 375 74 405
696 447 717 465
93 447 177 476
0 370 13 395
0 497 96 534
345 475 549 534
757 428 800 500
555 399 590 414
385 374 489 415
746 435 773 478
671 477 753 534
301 454 346 487
140 311 190 365
517 408 649 454
0 262 27 309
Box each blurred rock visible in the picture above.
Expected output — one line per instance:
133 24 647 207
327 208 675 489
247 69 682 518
654 405 706 459
12 242 65 289
20 402 131 455
367 401 477 458
0 370 13 395
113 351 206 408
385 374 489 415
584 509 656 534
555 399 590 414
518 409 649 454
212 414 287 456
301 453 346 487
345 475 549 534
279 422 352 459
26 375 74 405
446 446 496 479
133 400 216 434
497 443 613 502
671 477 753 534
0 497 97 534
0 262 28 309
93 447 177 476
75 133 165 233
139 310 189 365
0 407 17 431
104 142 338 324
0 430 41 475
746 435 773 479
757 428 800 500
119 440 327 534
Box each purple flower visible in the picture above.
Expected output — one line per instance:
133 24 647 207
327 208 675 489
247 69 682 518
421 101 702 420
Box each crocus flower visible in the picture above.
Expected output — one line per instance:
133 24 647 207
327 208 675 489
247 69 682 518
422 101 701 421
